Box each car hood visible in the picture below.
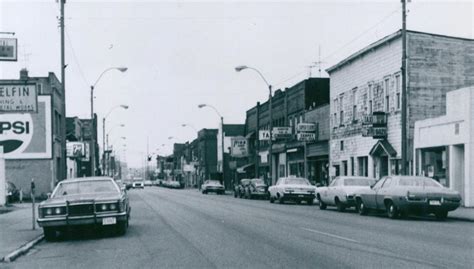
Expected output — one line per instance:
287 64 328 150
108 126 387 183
41 192 122 206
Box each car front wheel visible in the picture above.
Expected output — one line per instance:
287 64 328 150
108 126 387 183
43 227 57 241
435 210 448 220
357 199 368 215
386 201 399 219
335 198 345 212
318 196 327 210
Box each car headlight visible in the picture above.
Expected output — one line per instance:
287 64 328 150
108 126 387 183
101 204 108 211
54 207 62 215
46 208 53 215
110 203 117 210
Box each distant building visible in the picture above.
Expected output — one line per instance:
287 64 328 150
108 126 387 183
414 87 474 207
326 30 474 180
0 69 66 197
217 124 245 189
197 128 218 185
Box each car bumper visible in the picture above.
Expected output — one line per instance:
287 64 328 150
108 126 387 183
37 211 128 227
398 200 460 213
205 188 225 193
250 191 268 197
282 193 315 200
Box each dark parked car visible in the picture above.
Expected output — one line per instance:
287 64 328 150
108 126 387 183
7 181 20 203
355 176 461 220
242 178 268 199
202 180 225 195
37 177 131 241
234 179 251 198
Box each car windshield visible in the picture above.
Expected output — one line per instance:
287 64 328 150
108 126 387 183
285 178 310 185
53 180 118 197
398 177 442 187
344 178 376 186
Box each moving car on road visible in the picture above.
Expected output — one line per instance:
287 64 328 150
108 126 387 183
355 176 461 220
243 178 268 199
234 178 251 198
317 176 376 211
132 181 144 189
201 180 225 195
269 177 316 205
37 177 131 241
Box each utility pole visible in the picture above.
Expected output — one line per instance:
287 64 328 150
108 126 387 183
146 136 149 180
60 0 67 180
401 0 408 175
268 85 273 185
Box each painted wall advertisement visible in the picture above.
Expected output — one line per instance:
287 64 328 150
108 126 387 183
0 95 52 159
67 142 86 158
231 136 248 157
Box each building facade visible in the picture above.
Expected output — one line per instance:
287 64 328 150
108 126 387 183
414 87 473 207
66 115 98 178
327 30 474 180
1 70 66 197
217 124 245 189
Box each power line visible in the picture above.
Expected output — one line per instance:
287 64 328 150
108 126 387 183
65 29 90 88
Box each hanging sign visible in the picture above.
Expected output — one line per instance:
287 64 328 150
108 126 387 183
0 38 17 61
297 133 316 142
272 127 292 139
296 123 316 132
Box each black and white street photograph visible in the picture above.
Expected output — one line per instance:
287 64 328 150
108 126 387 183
0 0 473 268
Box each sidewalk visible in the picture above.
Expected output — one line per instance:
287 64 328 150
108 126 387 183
0 203 43 262
448 206 474 221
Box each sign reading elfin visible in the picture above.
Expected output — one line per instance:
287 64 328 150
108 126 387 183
0 84 38 113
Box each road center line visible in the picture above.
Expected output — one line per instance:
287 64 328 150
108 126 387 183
301 227 358 243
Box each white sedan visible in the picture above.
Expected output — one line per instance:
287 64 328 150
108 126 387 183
316 176 376 211
269 177 316 205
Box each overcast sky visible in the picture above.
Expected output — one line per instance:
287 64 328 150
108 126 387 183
0 0 472 167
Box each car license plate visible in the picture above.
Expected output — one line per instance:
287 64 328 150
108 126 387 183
102 217 116 225
298 195 304 198
429 200 441 206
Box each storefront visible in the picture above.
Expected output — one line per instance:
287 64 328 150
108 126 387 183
306 141 329 185
414 87 473 207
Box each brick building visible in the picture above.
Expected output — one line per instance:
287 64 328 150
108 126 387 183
243 78 329 184
1 70 66 197
66 116 99 178
217 124 245 189
326 30 474 180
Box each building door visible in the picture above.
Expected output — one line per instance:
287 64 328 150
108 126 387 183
373 156 389 179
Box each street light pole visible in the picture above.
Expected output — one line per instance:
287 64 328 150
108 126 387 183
102 105 128 176
198 104 226 189
235 65 273 185
89 67 127 176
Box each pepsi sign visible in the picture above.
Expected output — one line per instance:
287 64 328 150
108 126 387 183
0 96 52 159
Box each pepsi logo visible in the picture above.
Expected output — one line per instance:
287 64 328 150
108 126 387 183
0 113 33 154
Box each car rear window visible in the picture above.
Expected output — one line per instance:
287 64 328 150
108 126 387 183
285 178 310 185
53 180 119 197
398 177 442 187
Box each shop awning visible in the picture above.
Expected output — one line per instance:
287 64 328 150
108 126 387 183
369 140 397 157
237 163 255 174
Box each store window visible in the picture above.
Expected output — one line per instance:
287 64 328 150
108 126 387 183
357 156 368 177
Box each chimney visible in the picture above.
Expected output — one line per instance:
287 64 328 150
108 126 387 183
20 68 29 80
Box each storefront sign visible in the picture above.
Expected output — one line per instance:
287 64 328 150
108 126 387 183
67 142 85 158
297 133 316 142
0 38 17 61
296 123 316 132
231 136 248 157
259 130 270 141
0 96 51 159
272 127 292 139
0 84 38 113
362 126 387 139
362 111 387 126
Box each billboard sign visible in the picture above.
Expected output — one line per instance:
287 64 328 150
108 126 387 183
297 133 316 142
67 142 85 158
231 136 248 157
296 123 316 132
0 38 17 61
0 84 38 113
0 96 52 159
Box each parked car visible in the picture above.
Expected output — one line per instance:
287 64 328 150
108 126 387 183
234 179 251 198
268 177 316 205
132 181 144 189
144 180 153 187
243 178 268 199
37 177 131 241
316 176 376 211
355 176 461 220
6 181 20 203
202 180 225 195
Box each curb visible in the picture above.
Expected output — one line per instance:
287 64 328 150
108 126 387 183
1 234 44 263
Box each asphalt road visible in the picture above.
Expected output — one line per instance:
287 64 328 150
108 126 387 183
8 187 474 269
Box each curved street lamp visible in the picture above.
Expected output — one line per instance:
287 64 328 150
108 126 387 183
198 103 225 188
181 123 198 132
235 65 273 184
102 104 128 175
90 66 127 176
